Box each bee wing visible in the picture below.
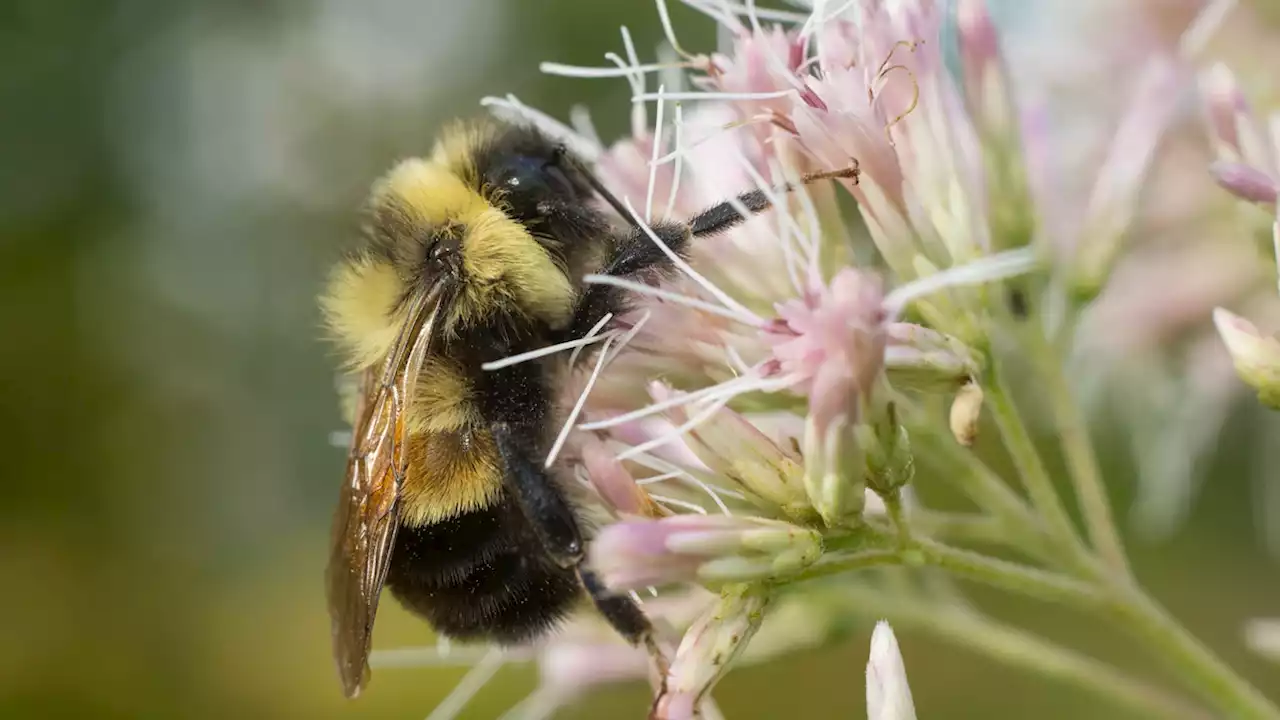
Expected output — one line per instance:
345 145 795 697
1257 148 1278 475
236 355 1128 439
326 287 442 698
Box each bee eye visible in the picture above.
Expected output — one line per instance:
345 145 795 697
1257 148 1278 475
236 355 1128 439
489 155 575 220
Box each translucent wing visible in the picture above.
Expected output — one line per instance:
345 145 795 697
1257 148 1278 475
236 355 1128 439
326 288 441 698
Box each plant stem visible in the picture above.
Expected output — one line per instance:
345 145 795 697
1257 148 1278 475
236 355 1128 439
803 528 1101 608
1033 330 1130 575
913 537 1104 608
1106 586 1280 720
913 510 1008 547
883 489 912 547
794 548 903 581
984 361 1096 574
903 400 1058 563
839 586 1209 720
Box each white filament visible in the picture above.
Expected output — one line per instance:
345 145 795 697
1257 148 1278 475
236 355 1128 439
634 89 797 102
661 104 686 219
621 196 766 323
540 61 690 78
424 649 506 720
582 273 762 326
648 493 711 514
567 312 614 368
883 247 1041 315
481 323 613 371
646 84 668 222
546 336 616 468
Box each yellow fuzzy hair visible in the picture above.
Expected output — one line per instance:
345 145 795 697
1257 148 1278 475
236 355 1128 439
431 120 498 187
320 255 407 371
404 356 480 435
401 428 503 526
320 155 576 369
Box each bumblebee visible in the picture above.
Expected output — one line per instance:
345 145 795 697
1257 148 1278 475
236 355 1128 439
321 118 857 697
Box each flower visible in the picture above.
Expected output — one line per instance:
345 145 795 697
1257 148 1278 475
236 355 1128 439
654 584 771 720
1245 618 1280 664
1213 307 1280 410
1201 62 1278 210
763 269 888 436
589 515 822 590
867 621 918 720
457 0 1244 715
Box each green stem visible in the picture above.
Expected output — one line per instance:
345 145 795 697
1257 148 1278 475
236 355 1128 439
1033 330 1129 575
839 586 1208 720
903 400 1057 563
1106 586 1280 720
801 530 1101 609
794 549 903 581
883 489 912 547
913 510 1008 547
913 537 1104 608
984 361 1096 574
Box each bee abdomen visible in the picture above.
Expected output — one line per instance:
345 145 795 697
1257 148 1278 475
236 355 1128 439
386 493 581 644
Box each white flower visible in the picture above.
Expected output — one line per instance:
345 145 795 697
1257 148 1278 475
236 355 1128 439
866 621 918 720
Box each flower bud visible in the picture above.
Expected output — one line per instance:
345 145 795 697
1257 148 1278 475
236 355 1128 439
1244 618 1280 663
590 516 823 591
1209 161 1278 205
1200 63 1250 157
678 404 812 521
866 621 917 720
803 412 867 528
581 435 664 517
857 404 915 497
885 323 983 392
1074 56 1182 298
655 584 771 720
949 381 984 446
956 0 1011 137
1213 308 1280 410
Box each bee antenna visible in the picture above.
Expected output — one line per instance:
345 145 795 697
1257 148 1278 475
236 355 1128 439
687 161 860 237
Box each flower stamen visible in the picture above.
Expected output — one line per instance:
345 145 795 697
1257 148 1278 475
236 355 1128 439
662 104 686 219
482 314 613 371
883 247 1040 316
539 61 701 79
649 493 711 515
579 375 762 431
546 336 617 468
582 273 761 325
621 196 767 323
617 396 735 461
423 648 507 720
647 84 668 222
633 89 799 103
569 313 616 367
606 309 653 364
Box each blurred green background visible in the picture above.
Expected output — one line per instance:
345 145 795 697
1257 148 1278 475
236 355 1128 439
1 0 1277 718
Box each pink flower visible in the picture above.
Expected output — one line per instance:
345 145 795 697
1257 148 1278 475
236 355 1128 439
590 515 821 591
1214 307 1280 410
764 269 888 435
1210 161 1280 205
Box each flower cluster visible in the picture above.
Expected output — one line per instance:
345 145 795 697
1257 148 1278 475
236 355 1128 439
377 1 1280 718
1200 60 1280 410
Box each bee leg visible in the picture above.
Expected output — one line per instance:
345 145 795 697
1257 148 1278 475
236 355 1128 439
685 163 860 238
576 566 670 699
481 362 584 567
561 220 692 341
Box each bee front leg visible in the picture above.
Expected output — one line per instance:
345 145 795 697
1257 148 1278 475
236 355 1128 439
561 221 692 342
